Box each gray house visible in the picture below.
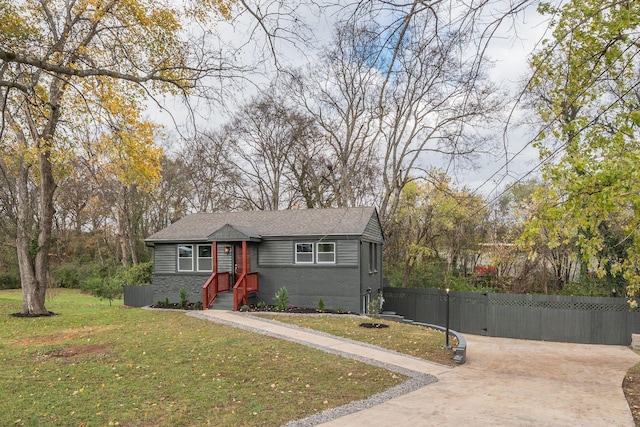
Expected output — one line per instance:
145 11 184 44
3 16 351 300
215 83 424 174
144 207 384 313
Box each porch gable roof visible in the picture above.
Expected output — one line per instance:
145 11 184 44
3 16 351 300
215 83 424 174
208 224 262 242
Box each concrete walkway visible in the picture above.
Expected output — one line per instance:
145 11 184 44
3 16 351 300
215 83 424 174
191 310 640 426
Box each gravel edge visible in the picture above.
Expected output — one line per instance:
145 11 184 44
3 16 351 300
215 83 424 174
187 311 441 426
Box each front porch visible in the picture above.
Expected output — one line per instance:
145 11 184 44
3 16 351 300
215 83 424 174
202 228 260 311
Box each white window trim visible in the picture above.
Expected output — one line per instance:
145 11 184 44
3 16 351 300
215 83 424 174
295 242 315 264
316 242 336 264
177 244 194 272
197 244 213 272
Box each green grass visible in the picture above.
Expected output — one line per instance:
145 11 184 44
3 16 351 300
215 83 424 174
254 314 457 367
0 289 405 426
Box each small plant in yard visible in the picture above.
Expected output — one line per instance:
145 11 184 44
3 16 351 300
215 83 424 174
274 287 289 311
165 296 170 306
179 288 188 308
194 301 203 310
257 300 267 309
240 305 250 312
318 298 325 311
367 294 385 319
335 307 343 313
89 276 122 306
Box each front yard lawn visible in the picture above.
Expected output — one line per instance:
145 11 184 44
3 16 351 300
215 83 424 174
0 289 405 426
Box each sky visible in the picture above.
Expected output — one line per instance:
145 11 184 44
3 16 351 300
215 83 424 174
146 0 555 202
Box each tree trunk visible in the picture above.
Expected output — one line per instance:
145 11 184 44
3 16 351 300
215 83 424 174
16 148 55 315
15 81 63 315
16 162 48 315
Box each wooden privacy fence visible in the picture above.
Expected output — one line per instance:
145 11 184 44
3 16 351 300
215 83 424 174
382 287 640 345
124 285 154 307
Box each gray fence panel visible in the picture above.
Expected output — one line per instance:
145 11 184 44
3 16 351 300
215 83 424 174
124 285 154 307
383 288 418 320
591 310 623 345
543 307 590 343
457 292 487 335
383 286 640 345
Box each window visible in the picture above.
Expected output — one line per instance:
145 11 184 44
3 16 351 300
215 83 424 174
178 245 193 271
197 245 212 272
317 242 335 263
369 242 378 272
295 243 314 263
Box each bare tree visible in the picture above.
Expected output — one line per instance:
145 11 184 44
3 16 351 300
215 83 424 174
224 91 326 210
177 132 242 212
287 24 383 208
146 155 194 232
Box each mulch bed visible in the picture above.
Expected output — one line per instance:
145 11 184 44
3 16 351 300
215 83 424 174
359 322 389 328
623 374 640 425
247 305 354 314
11 311 58 318
149 302 200 310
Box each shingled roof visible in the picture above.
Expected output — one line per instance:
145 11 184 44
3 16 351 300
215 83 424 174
145 207 380 243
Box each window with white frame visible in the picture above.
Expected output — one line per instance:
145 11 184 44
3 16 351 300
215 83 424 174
317 242 335 263
369 242 378 272
295 243 314 263
177 245 193 271
197 244 212 272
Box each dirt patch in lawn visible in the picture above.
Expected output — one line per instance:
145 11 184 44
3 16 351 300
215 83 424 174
13 325 119 346
45 343 113 358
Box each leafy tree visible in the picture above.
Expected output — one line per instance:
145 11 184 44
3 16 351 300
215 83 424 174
524 0 640 301
0 0 235 315
385 176 488 287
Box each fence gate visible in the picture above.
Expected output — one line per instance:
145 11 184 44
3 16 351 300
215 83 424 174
456 292 488 336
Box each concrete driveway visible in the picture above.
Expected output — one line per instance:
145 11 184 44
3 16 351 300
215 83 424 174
321 334 640 426
193 311 640 426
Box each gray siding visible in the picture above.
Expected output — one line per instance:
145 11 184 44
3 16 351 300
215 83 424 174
216 244 233 272
362 213 383 243
258 240 293 265
336 240 358 265
154 245 176 273
256 265 361 313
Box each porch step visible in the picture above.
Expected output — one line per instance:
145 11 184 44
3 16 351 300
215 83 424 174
380 312 405 322
210 292 234 310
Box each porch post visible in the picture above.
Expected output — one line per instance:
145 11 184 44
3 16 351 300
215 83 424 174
242 240 248 301
213 242 218 293
213 242 218 274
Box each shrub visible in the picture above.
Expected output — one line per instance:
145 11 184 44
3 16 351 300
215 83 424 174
81 277 104 293
318 298 325 311
0 272 20 290
274 287 289 311
52 264 80 288
257 301 266 309
125 262 153 285
179 288 188 308
240 305 250 312
367 294 384 318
